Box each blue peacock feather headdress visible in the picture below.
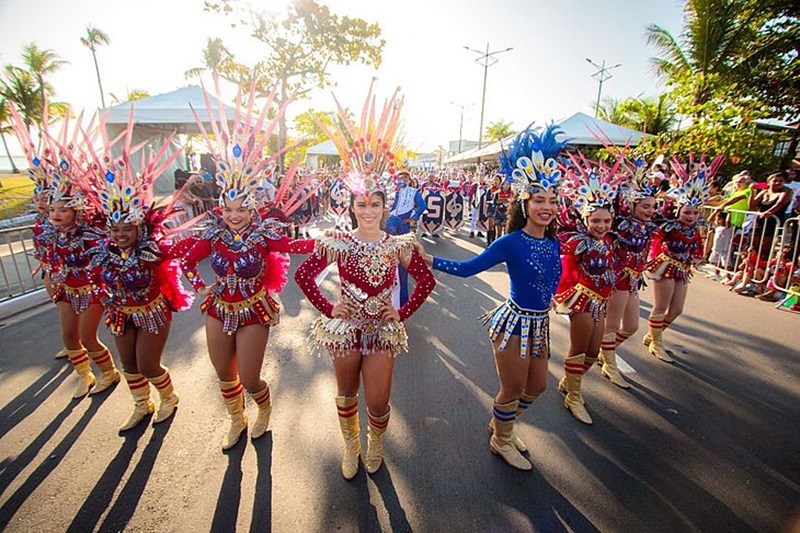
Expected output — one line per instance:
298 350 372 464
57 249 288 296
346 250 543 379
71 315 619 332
499 124 569 201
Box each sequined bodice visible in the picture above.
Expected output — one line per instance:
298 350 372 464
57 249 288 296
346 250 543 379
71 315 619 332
662 223 700 263
617 217 650 255
211 248 264 279
210 230 266 299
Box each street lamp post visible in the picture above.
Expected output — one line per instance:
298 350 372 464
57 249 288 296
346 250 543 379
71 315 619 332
464 43 513 149
586 58 621 118
450 101 472 154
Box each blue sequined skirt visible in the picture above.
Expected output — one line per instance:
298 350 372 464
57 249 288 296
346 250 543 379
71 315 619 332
480 299 550 358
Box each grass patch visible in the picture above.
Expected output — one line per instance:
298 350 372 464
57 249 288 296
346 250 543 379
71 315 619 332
0 174 35 221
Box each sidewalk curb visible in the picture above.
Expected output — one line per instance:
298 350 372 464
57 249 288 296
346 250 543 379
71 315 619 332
0 289 50 322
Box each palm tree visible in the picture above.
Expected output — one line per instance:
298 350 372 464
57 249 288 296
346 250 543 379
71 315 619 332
185 38 234 80
598 95 678 135
0 97 20 173
81 26 111 108
485 120 514 143
21 44 66 143
0 65 41 133
110 89 151 104
645 0 762 106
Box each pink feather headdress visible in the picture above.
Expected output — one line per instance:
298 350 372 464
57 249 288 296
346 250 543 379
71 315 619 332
561 151 627 217
668 154 724 207
191 75 296 209
316 81 403 196
79 108 182 227
8 103 89 210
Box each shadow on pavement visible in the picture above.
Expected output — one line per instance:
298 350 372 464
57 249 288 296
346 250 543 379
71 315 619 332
0 393 110 530
249 433 273 533
99 416 176 531
369 466 411 532
0 362 71 440
66 420 150 532
211 436 245 532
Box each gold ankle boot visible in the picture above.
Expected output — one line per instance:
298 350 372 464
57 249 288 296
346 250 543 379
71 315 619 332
489 400 532 471
600 333 630 389
149 370 179 424
219 379 248 451
67 348 95 399
647 314 673 363
88 348 120 395
336 396 360 480
120 372 155 432
365 408 390 474
563 354 593 424
250 385 272 440
488 392 538 452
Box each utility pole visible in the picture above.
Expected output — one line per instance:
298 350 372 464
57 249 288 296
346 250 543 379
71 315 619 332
464 43 513 149
586 58 621 118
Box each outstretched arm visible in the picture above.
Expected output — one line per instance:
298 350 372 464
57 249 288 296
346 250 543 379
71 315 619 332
427 238 507 278
170 237 212 292
267 235 315 255
294 252 335 318
397 248 436 321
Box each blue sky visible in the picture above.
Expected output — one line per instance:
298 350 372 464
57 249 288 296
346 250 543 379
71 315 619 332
0 0 686 153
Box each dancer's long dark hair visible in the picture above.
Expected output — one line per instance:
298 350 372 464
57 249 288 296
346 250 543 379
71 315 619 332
506 198 557 238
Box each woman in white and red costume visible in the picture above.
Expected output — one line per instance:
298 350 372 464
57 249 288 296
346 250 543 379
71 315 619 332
599 157 658 388
294 85 435 479
643 156 722 363
173 79 316 451
9 105 120 399
554 154 623 425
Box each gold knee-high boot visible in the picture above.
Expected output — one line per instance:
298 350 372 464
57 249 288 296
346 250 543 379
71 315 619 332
563 354 593 424
88 347 120 395
219 379 248 451
250 385 272 440
600 332 630 388
489 392 539 452
489 400 532 470
335 396 360 480
149 370 179 424
120 372 155 432
67 348 95 398
647 314 674 363
365 408 390 475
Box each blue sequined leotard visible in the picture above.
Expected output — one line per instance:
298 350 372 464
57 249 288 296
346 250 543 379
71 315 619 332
432 230 561 357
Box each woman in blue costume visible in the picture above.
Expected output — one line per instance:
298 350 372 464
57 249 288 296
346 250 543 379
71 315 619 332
416 126 566 471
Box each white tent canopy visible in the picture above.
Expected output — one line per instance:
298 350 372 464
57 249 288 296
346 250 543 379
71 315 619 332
305 140 341 169
103 86 237 194
445 112 649 165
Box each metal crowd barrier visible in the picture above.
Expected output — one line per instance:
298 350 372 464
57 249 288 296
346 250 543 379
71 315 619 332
0 225 43 302
703 207 782 285
774 217 800 306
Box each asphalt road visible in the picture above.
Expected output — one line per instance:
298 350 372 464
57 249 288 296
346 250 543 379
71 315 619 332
0 229 799 532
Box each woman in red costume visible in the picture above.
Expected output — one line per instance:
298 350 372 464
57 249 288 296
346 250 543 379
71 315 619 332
554 154 623 425
599 157 657 388
9 105 120 399
644 156 722 363
174 78 315 451
24 133 67 360
294 85 435 479
80 117 192 432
